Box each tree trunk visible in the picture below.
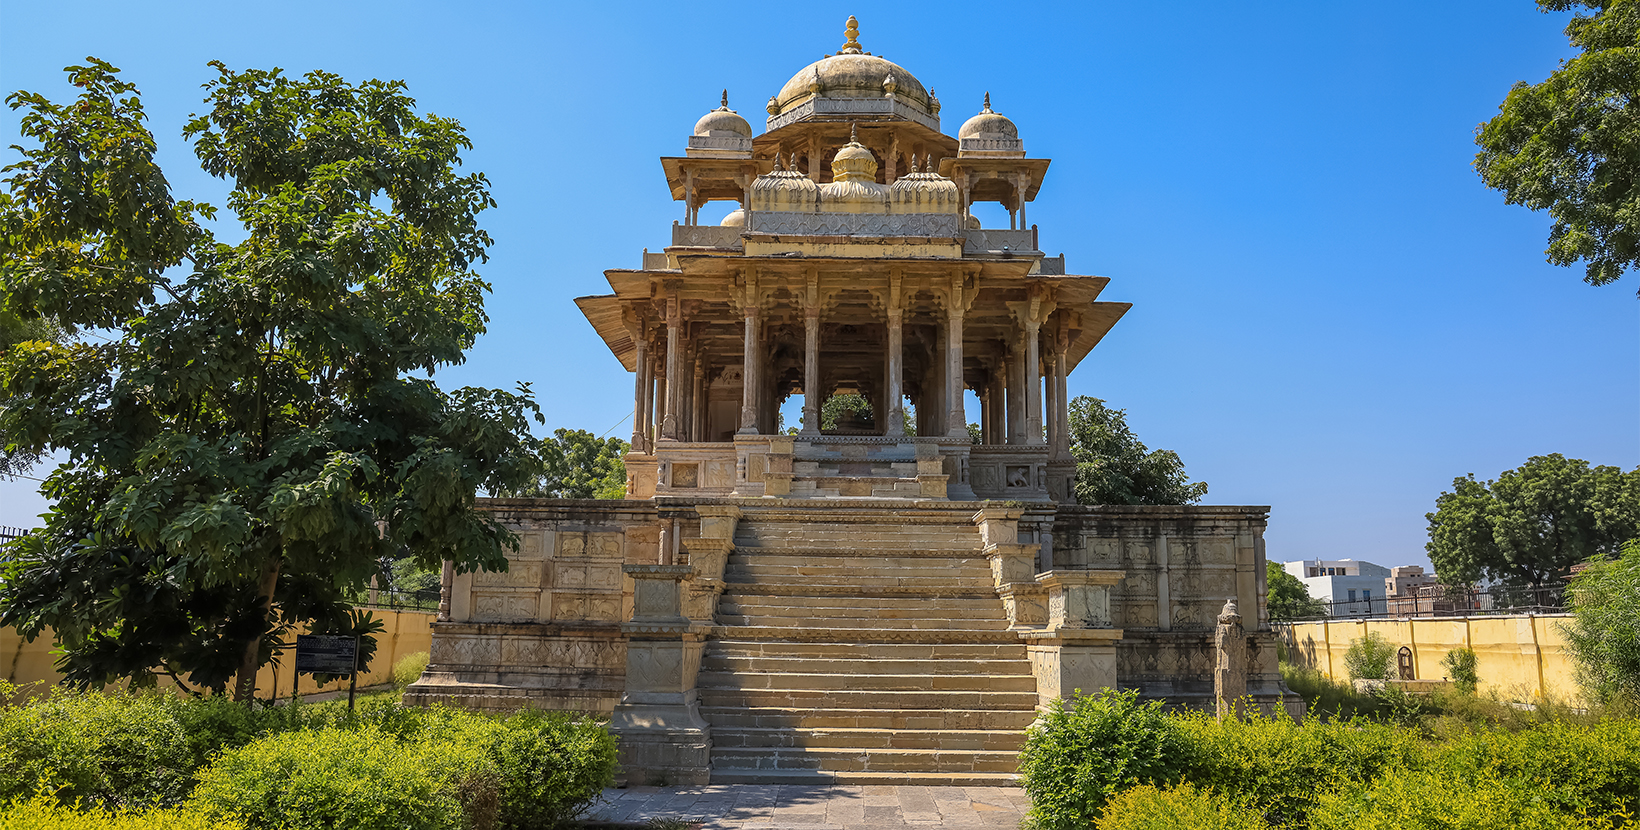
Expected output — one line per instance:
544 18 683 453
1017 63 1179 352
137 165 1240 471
233 557 282 703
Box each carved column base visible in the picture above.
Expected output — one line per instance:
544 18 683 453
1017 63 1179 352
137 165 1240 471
612 624 713 786
998 582 1047 629
1020 628 1124 707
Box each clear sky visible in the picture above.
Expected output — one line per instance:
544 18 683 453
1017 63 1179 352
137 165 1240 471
1 1 1635 571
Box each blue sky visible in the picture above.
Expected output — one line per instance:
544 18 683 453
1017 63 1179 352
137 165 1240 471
1 1 1635 571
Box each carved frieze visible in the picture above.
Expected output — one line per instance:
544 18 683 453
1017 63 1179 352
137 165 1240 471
748 211 960 237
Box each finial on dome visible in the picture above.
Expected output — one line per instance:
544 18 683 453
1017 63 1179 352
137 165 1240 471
767 95 779 115
850 122 858 144
720 89 729 109
908 154 919 174
983 91 992 112
841 15 862 54
773 151 783 170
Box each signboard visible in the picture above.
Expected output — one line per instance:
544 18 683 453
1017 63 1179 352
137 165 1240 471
295 634 358 675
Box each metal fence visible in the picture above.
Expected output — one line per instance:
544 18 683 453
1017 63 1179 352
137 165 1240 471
1285 583 1568 621
349 587 442 613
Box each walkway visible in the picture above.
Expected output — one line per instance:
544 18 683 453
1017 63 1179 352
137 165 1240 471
585 784 1030 829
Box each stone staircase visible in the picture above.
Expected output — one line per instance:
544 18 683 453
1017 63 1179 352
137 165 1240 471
698 506 1036 784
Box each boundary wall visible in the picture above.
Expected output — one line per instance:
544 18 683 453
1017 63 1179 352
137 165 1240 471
2 609 434 699
1278 614 1581 704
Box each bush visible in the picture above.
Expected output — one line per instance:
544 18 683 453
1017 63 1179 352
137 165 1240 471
1308 765 1615 830
1441 647 1479 694
189 706 616 830
1017 688 1189 830
191 724 494 830
1095 784 1269 830
0 689 198 809
1432 719 1640 819
393 652 431 688
1172 709 1427 826
1343 632 1396 681
1280 663 1381 720
0 791 239 830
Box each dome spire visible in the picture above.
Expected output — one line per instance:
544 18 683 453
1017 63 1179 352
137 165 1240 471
720 89 729 110
983 91 992 112
841 15 862 55
850 122 859 144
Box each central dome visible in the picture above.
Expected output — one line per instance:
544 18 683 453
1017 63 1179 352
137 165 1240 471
769 17 936 119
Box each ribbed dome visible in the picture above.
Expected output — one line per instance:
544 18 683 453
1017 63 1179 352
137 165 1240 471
830 128 878 183
694 91 752 137
770 18 934 117
958 93 1018 140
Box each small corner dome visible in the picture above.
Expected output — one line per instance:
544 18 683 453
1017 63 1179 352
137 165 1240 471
720 208 746 227
694 91 753 137
958 93 1018 140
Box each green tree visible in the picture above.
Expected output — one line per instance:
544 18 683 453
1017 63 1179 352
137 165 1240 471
0 309 62 479
1343 632 1397 681
0 60 542 699
1426 454 1638 588
1266 561 1325 621
1068 396 1207 506
1475 0 1640 293
1563 539 1640 703
497 428 627 499
820 392 873 430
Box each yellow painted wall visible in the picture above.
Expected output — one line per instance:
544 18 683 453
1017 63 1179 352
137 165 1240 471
1280 614 1582 704
2 609 435 699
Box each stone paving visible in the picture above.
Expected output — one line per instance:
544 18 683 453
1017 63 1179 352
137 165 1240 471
585 784 1029 828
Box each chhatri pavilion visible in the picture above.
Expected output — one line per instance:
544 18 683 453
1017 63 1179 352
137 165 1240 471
409 17 1294 786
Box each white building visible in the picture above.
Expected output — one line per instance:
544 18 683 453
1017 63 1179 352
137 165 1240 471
1282 559 1392 616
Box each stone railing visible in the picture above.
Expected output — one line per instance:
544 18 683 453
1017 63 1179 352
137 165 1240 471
960 228 1037 255
747 211 960 237
670 224 743 249
685 134 752 156
969 445 1052 500
1035 254 1066 275
767 95 940 132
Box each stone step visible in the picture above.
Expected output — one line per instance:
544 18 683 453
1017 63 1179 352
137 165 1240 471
728 546 988 560
710 746 1020 774
701 655 1030 676
711 727 1027 751
707 769 1020 786
707 625 1024 643
696 670 1037 692
715 614 1011 631
734 530 981 551
716 597 1005 617
726 553 993 570
697 687 1040 710
706 639 1029 661
720 581 998 598
701 706 1039 731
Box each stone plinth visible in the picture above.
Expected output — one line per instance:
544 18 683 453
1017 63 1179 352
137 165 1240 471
1019 569 1126 706
611 564 712 786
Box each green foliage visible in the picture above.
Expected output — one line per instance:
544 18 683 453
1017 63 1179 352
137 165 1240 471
476 708 618 829
1474 0 1640 292
1266 562 1325 621
0 689 197 809
1280 663 1384 721
1432 718 1640 819
819 392 872 430
1564 539 1640 703
0 309 62 480
1308 766 1607 830
1344 633 1397 681
1172 710 1426 827
190 724 492 830
1067 397 1206 506
497 429 627 500
1442 647 1480 694
967 421 981 444
392 652 430 688
1094 784 1269 830
0 60 545 698
1017 688 1189 830
0 791 240 830
1425 455 1638 588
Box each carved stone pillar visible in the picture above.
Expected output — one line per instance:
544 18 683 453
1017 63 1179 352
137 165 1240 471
885 307 905 436
653 365 666 447
1215 599 1247 721
611 563 712 786
738 306 760 434
1024 321 1042 445
1008 343 1025 444
946 306 966 438
1044 352 1058 454
632 332 649 453
803 305 821 435
662 296 683 441
1054 335 1072 459
691 358 705 443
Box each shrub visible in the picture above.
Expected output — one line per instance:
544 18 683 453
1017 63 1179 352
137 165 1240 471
393 652 431 688
1564 540 1640 704
0 790 239 830
1308 765 1614 830
480 709 616 829
1172 709 1427 826
0 689 197 809
1280 663 1381 720
1343 632 1396 681
190 724 494 830
1017 688 1189 830
1432 719 1640 818
1441 647 1479 694
1095 784 1269 830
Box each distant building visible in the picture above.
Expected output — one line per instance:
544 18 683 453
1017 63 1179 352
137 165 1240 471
1282 559 1392 616
1385 565 1437 598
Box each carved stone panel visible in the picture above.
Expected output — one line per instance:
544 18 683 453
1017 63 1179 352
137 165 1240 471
471 590 540 622
474 561 543 588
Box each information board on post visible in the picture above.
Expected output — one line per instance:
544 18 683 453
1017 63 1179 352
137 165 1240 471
295 634 358 675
